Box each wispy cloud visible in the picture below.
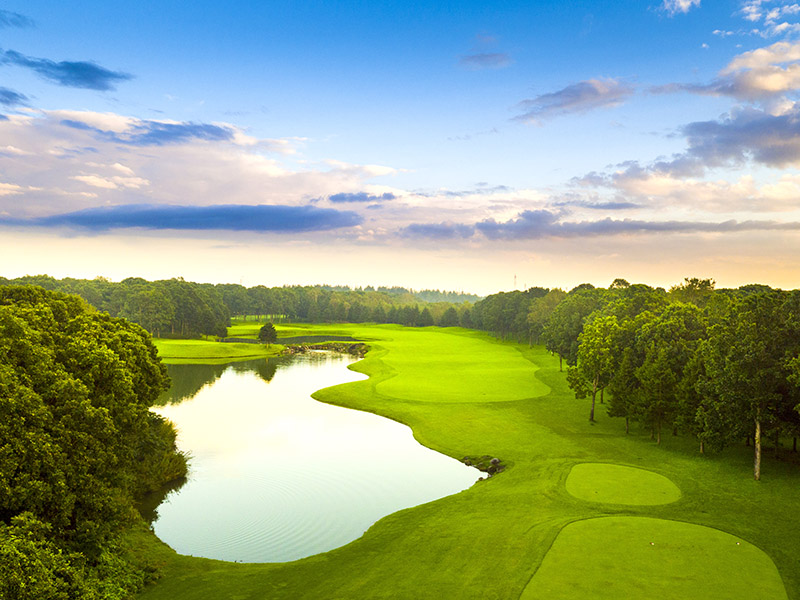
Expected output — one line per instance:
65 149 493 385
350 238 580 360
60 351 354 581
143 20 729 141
327 192 396 203
459 52 512 70
662 0 701 16
0 10 34 29
0 87 28 107
60 117 236 146
514 78 634 123
4 204 363 233
0 49 132 91
552 194 641 210
399 208 800 241
401 222 476 239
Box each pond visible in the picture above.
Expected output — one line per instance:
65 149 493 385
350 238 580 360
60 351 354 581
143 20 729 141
141 352 480 563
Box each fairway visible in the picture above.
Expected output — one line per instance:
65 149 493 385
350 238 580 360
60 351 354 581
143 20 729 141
134 324 797 600
565 463 681 505
371 327 549 403
521 517 788 600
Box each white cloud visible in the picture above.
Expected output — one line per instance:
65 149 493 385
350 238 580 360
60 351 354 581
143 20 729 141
0 182 24 196
0 109 401 225
662 0 701 15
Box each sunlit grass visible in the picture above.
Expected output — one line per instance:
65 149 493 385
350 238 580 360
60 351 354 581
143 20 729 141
152 339 280 364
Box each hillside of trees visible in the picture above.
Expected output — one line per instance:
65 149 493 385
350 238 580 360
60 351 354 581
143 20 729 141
472 278 800 480
0 286 187 598
0 276 479 338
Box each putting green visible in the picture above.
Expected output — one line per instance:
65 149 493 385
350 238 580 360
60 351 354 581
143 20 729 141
522 517 788 600
373 328 547 403
566 463 681 505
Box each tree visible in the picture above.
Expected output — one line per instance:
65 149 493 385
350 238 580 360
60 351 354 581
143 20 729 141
567 314 619 422
418 307 434 327
439 307 459 327
258 323 278 346
635 303 707 444
542 288 606 370
702 291 799 480
527 289 566 345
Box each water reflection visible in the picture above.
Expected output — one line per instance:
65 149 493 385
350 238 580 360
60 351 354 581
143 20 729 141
148 353 479 563
156 358 280 405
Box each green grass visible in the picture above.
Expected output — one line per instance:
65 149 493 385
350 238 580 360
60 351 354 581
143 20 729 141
152 339 281 364
565 463 682 505
521 517 787 599
134 324 800 599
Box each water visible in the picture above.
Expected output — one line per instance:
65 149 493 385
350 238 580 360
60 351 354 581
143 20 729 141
145 352 480 563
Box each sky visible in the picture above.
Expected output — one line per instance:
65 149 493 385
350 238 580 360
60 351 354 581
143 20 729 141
2 0 800 294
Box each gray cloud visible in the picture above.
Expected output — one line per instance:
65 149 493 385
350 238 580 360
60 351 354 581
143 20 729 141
0 49 132 91
459 53 512 70
0 87 28 107
552 193 641 210
0 10 34 28
4 204 362 233
399 209 800 241
673 105 800 171
400 222 476 239
514 78 634 123
328 192 396 203
60 118 235 146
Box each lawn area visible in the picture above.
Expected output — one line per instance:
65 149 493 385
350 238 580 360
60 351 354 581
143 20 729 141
152 339 281 364
135 324 800 599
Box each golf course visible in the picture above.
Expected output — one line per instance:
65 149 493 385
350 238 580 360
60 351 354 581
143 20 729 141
135 323 799 599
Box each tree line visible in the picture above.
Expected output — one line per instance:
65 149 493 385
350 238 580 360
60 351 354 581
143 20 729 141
474 278 800 480
0 275 480 338
0 285 187 598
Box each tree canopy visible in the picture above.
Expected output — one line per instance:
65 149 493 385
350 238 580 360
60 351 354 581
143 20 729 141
0 285 187 597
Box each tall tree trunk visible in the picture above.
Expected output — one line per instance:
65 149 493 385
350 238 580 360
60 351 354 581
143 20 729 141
656 419 662 445
700 439 704 454
589 375 598 422
600 388 604 405
754 415 762 481
559 356 563 372
793 437 797 453
625 417 629 434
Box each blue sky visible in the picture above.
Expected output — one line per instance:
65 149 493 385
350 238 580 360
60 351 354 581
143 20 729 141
2 0 800 293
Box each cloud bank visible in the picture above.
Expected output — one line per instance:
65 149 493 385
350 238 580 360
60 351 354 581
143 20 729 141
5 204 363 233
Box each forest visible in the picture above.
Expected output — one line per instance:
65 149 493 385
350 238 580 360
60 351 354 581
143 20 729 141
0 275 478 338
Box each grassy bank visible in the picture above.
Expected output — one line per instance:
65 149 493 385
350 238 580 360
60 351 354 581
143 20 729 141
152 338 282 364
136 324 800 599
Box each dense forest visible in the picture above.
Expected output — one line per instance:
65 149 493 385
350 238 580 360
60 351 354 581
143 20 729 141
0 275 479 339
0 286 187 598
471 278 800 480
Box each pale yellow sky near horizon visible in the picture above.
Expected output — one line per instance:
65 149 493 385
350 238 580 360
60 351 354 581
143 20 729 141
5 229 799 295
